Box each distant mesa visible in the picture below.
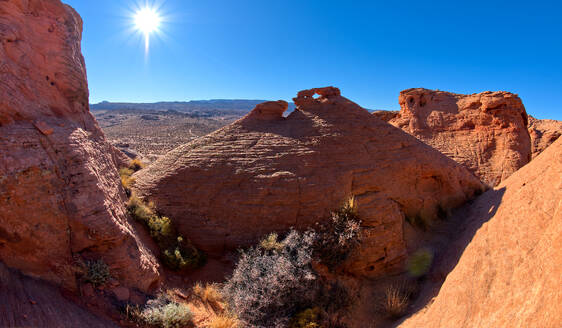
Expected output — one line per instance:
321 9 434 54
133 86 484 278
374 88 532 186
90 99 297 114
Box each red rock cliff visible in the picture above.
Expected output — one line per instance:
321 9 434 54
378 88 531 186
0 0 160 293
399 137 562 328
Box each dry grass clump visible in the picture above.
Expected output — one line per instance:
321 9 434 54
383 283 412 319
193 282 223 309
127 193 204 270
206 313 240 328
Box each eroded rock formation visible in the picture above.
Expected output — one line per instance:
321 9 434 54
133 87 484 278
528 115 562 158
377 88 531 186
0 0 160 293
399 137 562 328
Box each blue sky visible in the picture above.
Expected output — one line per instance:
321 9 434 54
65 0 562 119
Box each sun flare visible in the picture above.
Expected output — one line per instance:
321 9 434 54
133 5 162 55
134 7 161 34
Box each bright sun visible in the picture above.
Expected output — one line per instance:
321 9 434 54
133 6 162 54
134 7 161 35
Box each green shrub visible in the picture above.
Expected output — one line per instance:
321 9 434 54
259 233 284 252
135 294 193 328
127 194 203 270
83 259 110 286
406 248 433 277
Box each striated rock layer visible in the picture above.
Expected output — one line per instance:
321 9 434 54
134 87 484 277
0 0 160 293
377 88 531 186
399 137 562 328
528 115 562 158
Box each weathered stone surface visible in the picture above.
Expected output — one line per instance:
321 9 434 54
378 88 531 186
0 262 118 327
399 137 562 328
0 0 160 292
134 87 484 278
528 115 562 159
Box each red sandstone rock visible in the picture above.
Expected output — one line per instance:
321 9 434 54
399 137 562 328
378 88 531 186
528 115 562 158
133 87 484 278
0 262 118 327
111 286 130 302
0 0 160 292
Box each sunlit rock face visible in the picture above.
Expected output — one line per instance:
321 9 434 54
134 86 484 278
0 0 160 292
528 115 562 159
399 137 562 328
376 88 531 186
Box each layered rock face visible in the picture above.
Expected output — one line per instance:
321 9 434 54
134 87 483 277
0 0 160 292
378 88 531 186
400 137 562 328
528 115 562 158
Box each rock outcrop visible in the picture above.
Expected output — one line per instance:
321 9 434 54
399 137 562 328
0 0 160 292
133 87 484 278
377 88 531 186
528 115 562 158
0 261 118 327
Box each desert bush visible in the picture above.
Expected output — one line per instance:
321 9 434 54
406 248 434 277
206 313 240 328
383 284 410 318
193 282 223 308
82 259 110 286
314 199 362 268
288 307 321 328
129 158 145 172
222 229 319 327
127 193 203 270
259 233 284 252
135 294 193 328
119 167 135 195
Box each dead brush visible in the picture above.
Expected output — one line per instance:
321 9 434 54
383 284 410 318
206 313 240 328
193 282 223 311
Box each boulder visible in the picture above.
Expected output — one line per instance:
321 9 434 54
377 88 531 186
133 87 484 278
399 137 562 328
0 0 160 292
528 115 562 158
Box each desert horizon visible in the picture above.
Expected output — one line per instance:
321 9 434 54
0 0 561 328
